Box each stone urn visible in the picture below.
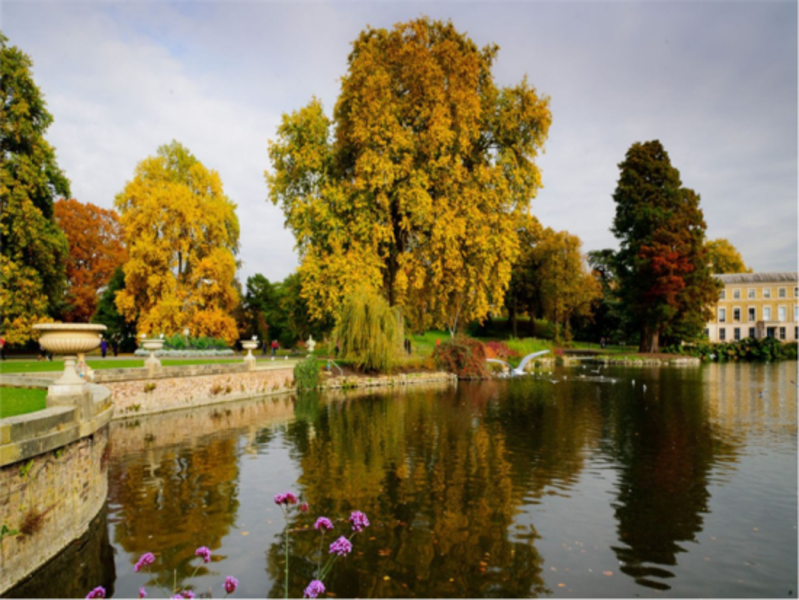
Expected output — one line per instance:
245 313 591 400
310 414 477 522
241 339 258 370
141 338 165 372
306 335 316 353
33 323 106 401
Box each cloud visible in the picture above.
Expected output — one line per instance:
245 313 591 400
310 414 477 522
4 0 796 283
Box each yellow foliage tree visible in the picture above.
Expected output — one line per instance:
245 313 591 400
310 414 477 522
114 141 240 344
267 18 551 333
517 227 601 344
705 238 751 274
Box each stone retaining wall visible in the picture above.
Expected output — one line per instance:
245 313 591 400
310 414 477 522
105 366 295 419
0 385 113 594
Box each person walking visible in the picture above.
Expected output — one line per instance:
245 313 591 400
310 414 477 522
101 338 108 358
271 339 279 359
0 336 5 361
112 337 119 357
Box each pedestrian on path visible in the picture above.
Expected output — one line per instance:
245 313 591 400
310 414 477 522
101 338 108 358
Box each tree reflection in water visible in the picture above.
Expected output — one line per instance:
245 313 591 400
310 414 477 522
108 437 240 591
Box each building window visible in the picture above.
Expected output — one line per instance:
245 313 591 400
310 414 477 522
779 287 786 298
764 288 771 299
779 327 786 340
795 326 798 340
733 308 741 322
778 306 786 322
764 306 771 321
748 327 756 339
794 287 798 298
748 307 756 322
794 305 798 322
719 308 726 323
719 328 726 341
719 289 726 300
748 288 756 299
733 288 741 299
704 329 710 339
734 328 740 341
767 327 776 338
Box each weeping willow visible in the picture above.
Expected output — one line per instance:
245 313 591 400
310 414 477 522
334 287 404 373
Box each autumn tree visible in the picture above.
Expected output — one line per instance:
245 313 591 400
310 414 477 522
611 140 719 352
54 198 127 322
510 227 601 344
705 238 751 274
267 17 551 333
0 34 70 344
92 266 137 351
114 141 240 344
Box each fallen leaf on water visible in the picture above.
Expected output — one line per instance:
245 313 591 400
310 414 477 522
558 583 566 588
753 527 759 532
378 549 392 557
550 567 557 572
383 576 391 581
479 561 488 567
603 571 613 576
241 531 249 536
369 536 376 541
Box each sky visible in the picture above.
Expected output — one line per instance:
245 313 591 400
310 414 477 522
2 1 797 284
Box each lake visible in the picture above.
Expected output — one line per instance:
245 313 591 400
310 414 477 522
7 362 797 598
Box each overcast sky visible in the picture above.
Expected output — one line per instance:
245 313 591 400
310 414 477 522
3 1 797 283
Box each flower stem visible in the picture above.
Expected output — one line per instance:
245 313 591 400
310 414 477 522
284 521 289 599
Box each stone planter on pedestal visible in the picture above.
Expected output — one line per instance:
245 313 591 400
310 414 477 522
141 338 165 375
32 323 106 419
242 340 258 371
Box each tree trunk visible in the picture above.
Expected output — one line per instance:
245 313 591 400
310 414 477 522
639 327 660 353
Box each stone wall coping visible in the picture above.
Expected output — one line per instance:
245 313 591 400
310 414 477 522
0 384 113 468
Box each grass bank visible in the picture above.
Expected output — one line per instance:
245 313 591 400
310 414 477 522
0 387 48 418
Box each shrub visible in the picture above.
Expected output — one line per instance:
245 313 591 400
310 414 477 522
294 355 320 391
433 335 489 379
483 341 520 360
663 337 796 362
334 286 403 373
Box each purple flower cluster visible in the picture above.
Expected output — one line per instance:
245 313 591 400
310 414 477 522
349 511 370 532
274 491 298 505
134 552 156 572
223 576 239 594
300 502 309 513
195 546 211 563
170 591 194 599
85 586 106 599
329 536 352 556
304 579 326 599
138 588 147 599
314 516 333 531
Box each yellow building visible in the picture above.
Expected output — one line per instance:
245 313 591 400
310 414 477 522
706 272 798 343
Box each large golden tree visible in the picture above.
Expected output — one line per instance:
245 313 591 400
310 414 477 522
267 17 551 332
114 141 240 343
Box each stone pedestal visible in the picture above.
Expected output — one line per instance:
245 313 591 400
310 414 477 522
142 339 164 375
242 340 258 371
32 323 106 413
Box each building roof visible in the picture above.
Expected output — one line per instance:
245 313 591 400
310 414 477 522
713 272 798 284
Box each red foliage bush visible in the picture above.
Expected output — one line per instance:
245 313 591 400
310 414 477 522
433 335 489 379
483 341 520 360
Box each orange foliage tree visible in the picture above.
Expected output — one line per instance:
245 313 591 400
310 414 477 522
54 198 127 322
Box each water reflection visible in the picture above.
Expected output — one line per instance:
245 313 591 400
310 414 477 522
94 364 795 598
270 385 548 598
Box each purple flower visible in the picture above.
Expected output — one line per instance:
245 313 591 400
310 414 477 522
86 587 106 599
300 502 309 513
224 576 238 594
349 511 370 532
134 552 156 572
314 517 334 531
138 588 147 599
329 536 353 556
304 580 326 599
170 592 194 599
274 491 298 505
195 546 211 563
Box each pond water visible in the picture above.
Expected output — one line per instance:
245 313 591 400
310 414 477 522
9 362 797 598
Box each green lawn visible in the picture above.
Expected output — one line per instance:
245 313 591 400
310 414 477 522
0 357 256 375
0 387 48 418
